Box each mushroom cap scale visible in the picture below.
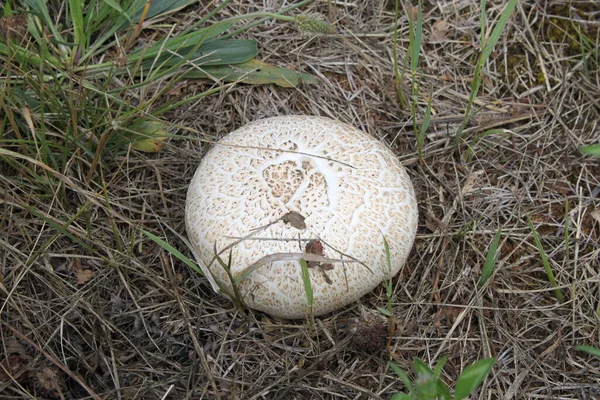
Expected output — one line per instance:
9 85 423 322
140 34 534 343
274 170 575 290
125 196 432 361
185 116 418 319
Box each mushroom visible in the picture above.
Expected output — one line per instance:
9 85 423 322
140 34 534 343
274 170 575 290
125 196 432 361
185 116 418 319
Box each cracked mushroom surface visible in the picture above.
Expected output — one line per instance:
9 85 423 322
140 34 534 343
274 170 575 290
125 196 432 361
185 116 418 319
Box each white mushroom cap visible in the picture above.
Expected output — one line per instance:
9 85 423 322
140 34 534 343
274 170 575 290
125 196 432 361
185 116 418 319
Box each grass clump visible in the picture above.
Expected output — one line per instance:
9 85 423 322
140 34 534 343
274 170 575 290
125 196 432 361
454 0 518 147
526 215 565 303
0 0 318 178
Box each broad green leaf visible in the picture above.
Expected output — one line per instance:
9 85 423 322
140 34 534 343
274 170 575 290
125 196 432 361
390 394 414 400
478 227 502 287
86 6 235 65
577 345 600 358
127 19 237 62
143 39 258 69
412 358 435 378
388 362 414 392
111 0 194 31
436 381 452 400
131 0 197 23
580 143 600 157
187 58 317 87
4 1 12 16
454 357 496 400
432 356 447 380
413 358 437 398
127 120 170 152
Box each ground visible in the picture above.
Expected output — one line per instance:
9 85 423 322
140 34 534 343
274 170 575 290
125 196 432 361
1 0 599 399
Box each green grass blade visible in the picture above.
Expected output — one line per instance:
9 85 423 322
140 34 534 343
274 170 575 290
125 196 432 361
383 236 394 300
480 0 518 62
68 0 85 51
392 0 406 108
299 259 314 311
24 203 97 256
125 19 236 63
526 215 565 303
480 0 487 44
454 357 496 400
478 227 502 287
407 1 424 152
102 0 127 16
143 230 205 276
383 235 392 297
299 259 314 306
465 128 507 162
410 0 423 74
24 0 65 43
576 345 600 358
382 234 395 332
185 59 316 87
579 143 600 157
456 0 517 146
417 97 432 160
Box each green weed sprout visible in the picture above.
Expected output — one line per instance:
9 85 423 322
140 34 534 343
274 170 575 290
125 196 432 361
454 0 518 147
389 356 496 400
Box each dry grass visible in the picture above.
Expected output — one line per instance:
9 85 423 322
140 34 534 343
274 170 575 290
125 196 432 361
1 0 599 399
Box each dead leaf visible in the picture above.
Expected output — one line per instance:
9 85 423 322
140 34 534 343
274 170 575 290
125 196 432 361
430 19 450 42
281 211 306 230
425 213 448 232
462 170 484 196
0 339 31 384
435 306 466 324
0 15 28 40
70 258 95 285
407 4 418 22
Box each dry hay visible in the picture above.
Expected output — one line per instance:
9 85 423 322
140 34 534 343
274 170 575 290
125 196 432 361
1 0 599 399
